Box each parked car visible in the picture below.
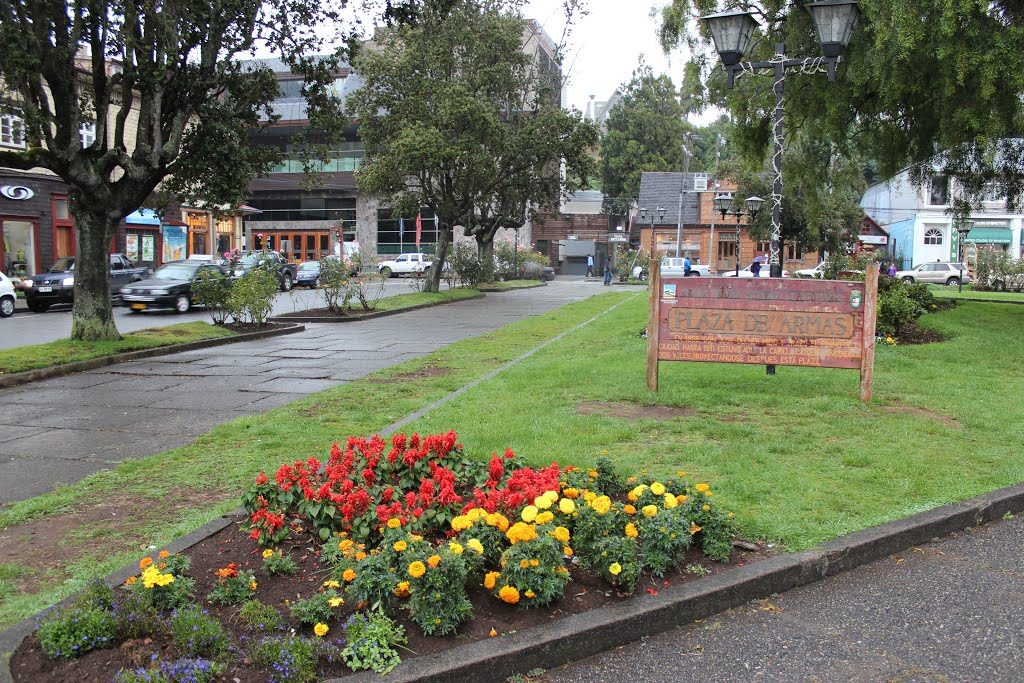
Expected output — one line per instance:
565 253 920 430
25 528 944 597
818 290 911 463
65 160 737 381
22 254 150 312
379 253 432 277
295 260 321 288
895 262 972 286
795 262 826 278
660 257 710 278
721 264 791 278
0 271 16 318
233 251 297 291
121 259 227 313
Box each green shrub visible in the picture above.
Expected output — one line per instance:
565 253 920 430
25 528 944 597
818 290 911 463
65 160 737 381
76 579 115 611
341 611 406 675
116 658 222 683
635 505 693 577
587 536 641 593
191 269 232 325
263 549 298 576
112 590 162 639
36 604 116 659
289 592 334 625
169 606 228 658
492 525 568 608
227 266 278 325
877 282 922 337
684 491 736 564
238 599 283 632
249 635 339 683
206 568 257 606
406 549 472 635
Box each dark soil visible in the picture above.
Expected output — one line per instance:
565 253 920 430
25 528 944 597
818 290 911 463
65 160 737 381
270 307 377 320
11 518 769 682
881 402 960 429
895 323 946 345
576 401 695 420
222 322 297 333
369 365 453 383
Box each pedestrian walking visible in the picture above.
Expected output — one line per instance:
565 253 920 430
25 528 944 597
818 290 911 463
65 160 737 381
683 255 692 276
586 254 594 277
886 263 897 278
750 257 762 278
603 259 612 286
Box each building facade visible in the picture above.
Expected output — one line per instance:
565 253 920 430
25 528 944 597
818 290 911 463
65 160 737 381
862 171 1023 269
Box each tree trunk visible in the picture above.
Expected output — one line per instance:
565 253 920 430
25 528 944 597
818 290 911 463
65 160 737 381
476 233 496 283
71 209 121 341
425 226 452 293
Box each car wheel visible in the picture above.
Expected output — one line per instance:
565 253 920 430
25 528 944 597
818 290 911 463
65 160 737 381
281 273 293 292
946 277 960 287
27 301 50 313
380 267 393 278
0 296 14 318
902 277 915 284
175 295 191 313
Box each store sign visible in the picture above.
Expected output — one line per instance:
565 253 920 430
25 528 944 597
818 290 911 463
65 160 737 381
608 235 629 243
647 266 880 401
0 185 34 200
858 234 888 245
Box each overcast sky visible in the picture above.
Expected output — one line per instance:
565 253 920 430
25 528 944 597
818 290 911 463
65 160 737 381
523 0 691 114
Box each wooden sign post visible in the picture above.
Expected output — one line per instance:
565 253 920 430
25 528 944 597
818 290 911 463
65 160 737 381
647 264 880 402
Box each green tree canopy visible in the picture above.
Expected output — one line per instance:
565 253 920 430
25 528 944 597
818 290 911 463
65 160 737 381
0 0 354 340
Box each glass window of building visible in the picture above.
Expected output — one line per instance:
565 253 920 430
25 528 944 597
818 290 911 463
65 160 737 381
1 112 25 148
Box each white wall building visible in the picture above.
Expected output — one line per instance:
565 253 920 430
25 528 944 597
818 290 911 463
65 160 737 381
862 170 1023 269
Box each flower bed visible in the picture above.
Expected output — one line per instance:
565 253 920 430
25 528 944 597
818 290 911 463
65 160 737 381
11 432 765 682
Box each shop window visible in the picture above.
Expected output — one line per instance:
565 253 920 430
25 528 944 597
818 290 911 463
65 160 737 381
928 175 949 205
2 219 37 276
786 243 803 260
755 241 771 253
924 229 943 245
1 112 25 148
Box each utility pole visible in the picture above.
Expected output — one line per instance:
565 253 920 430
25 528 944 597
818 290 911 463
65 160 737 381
676 144 691 258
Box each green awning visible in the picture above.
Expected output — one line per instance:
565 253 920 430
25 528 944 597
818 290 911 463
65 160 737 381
965 227 1012 244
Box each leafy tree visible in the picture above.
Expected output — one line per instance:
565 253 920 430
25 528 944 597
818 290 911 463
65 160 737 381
599 66 694 203
0 0 352 340
658 0 1024 212
351 0 595 290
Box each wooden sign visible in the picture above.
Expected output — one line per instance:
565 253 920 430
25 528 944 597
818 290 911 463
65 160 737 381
646 262 879 401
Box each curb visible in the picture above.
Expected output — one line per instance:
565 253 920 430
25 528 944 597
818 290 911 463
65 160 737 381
0 323 305 390
4 487 1024 682
270 293 485 323
476 282 547 292
933 295 1024 306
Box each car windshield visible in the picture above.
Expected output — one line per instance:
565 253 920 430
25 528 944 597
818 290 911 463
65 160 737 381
239 254 268 267
50 258 75 272
298 262 319 272
154 263 201 280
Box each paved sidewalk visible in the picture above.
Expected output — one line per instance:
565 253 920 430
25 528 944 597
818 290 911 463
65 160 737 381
545 514 1024 683
0 280 609 504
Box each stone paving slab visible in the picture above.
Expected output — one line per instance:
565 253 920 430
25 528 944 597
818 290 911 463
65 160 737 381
0 280 606 504
545 515 1024 683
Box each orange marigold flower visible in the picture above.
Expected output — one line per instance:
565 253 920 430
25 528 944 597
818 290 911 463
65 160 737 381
623 504 637 515
519 559 530 569
124 576 137 586
395 581 411 598
562 487 579 499
408 561 426 579
354 552 367 561
524 589 536 599
139 557 153 570
690 523 702 534
342 568 357 582
484 571 500 590
498 585 520 604
158 550 170 559
427 554 441 568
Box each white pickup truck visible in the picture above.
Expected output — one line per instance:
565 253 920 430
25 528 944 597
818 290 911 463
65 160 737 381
660 257 710 278
379 253 432 277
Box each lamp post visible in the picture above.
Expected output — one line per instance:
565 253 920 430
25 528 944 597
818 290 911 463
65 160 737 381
638 206 667 261
703 1 860 279
955 218 973 293
714 193 764 277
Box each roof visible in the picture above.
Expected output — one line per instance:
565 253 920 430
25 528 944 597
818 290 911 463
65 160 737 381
637 172 706 225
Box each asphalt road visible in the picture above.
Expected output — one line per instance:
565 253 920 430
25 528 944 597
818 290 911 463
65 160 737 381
0 278 444 349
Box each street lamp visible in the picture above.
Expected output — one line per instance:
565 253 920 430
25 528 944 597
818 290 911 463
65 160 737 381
955 218 974 293
714 193 763 277
639 206 667 260
703 1 859 279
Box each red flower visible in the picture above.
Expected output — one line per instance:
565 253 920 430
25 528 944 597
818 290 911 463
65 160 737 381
255 472 269 486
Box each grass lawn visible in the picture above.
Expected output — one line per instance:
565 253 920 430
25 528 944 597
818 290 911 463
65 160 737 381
478 279 546 291
1 293 1021 628
371 286 481 311
0 322 235 375
927 283 1024 302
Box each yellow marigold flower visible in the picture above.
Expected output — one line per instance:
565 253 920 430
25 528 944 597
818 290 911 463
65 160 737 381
664 494 678 510
489 628 498 638
521 505 539 523
556 566 569 574
490 514 510 532
323 580 341 589
466 507 485 521
589 495 612 515
354 552 367 561
651 482 666 496
158 550 170 559
588 469 599 479
676 470 686 478
642 505 658 518
534 495 552 510
535 511 555 525
563 487 580 499
313 623 329 637
262 549 275 560
427 554 442 568
124 576 137 586
727 512 734 518
506 522 537 544
466 539 485 555
702 504 711 512
552 526 571 544
499 585 520 604
695 483 711 494
624 523 638 538
530 559 539 567
609 562 622 576
559 498 576 515
690 523 702 534
520 559 531 569
484 571 500 590
706 492 714 498
387 517 402 529
139 557 153 570
524 589 536 599
623 504 637 515
408 561 426 578
393 540 408 552
342 569 357 582
339 539 353 553
451 516 472 532
247 579 257 591
329 597 344 607
395 581 411 598
449 541 464 555
563 546 574 557
582 491 597 503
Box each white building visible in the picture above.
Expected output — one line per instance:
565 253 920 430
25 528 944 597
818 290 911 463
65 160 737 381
862 170 1023 269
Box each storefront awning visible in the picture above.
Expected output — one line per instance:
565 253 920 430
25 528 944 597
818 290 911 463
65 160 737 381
966 227 1012 244
125 209 161 226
